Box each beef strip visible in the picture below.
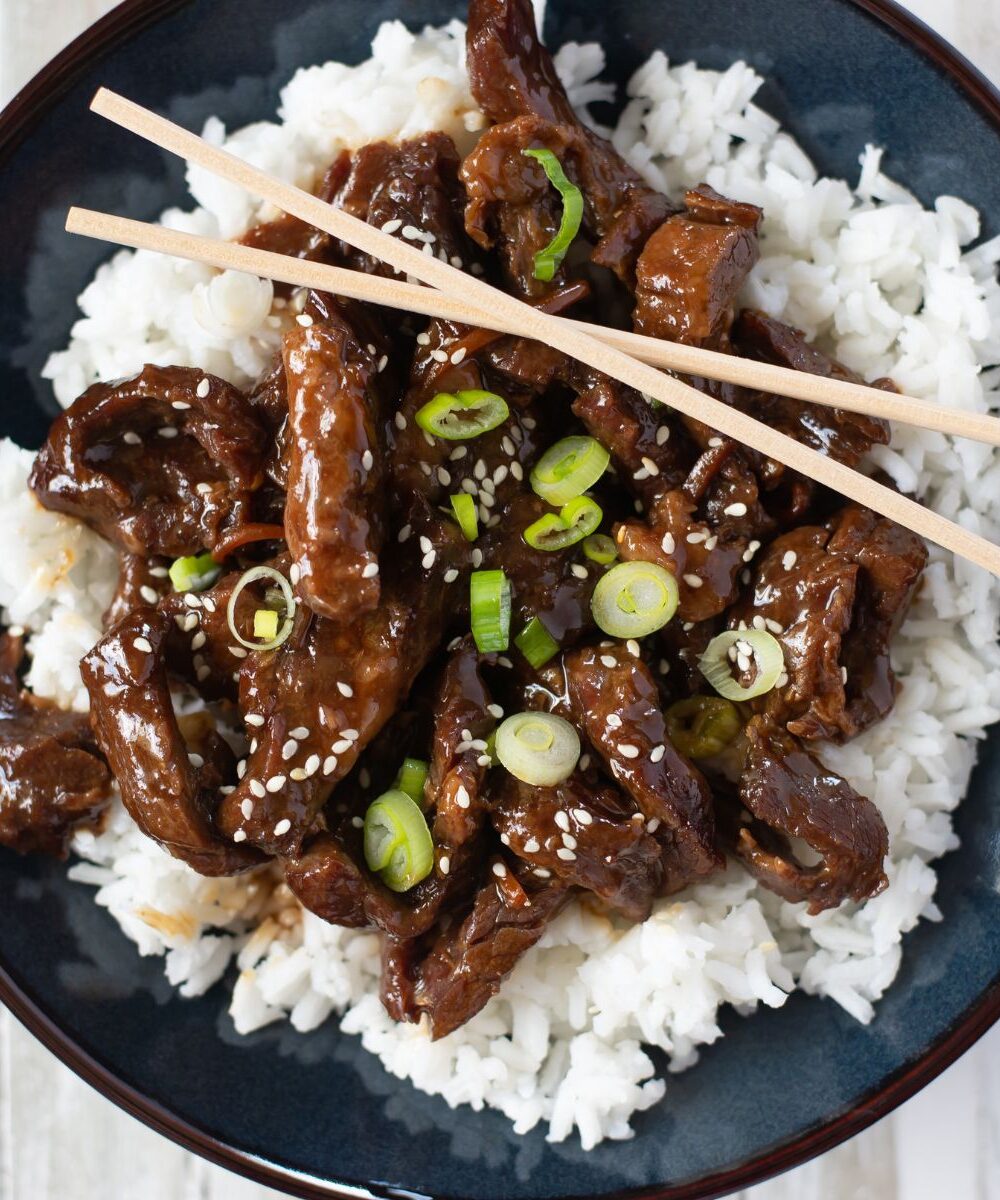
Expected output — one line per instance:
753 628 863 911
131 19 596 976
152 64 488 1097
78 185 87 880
734 716 888 913
633 186 762 348
81 609 263 876
411 863 569 1038
490 769 662 920
465 0 670 288
283 300 386 621
729 503 926 742
539 645 721 889
0 634 111 856
30 366 267 558
217 508 469 856
103 552 171 628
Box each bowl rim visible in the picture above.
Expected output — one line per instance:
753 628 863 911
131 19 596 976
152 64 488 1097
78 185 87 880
1 1 999 1197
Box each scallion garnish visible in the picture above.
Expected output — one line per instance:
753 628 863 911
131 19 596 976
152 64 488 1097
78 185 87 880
363 788 434 892
699 629 784 701
591 560 679 639
523 495 603 552
514 616 560 669
665 696 743 759
415 389 510 441
253 609 279 641
226 565 296 652
495 711 580 786
530 436 610 506
395 757 430 806
169 552 220 593
522 147 584 282
450 492 479 541
582 533 618 565
470 569 512 652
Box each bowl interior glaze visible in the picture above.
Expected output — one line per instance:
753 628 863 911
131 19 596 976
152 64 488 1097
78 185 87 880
1 2 999 1198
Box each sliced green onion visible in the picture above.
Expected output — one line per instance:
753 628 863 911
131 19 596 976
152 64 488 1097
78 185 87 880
524 495 603 552
591 561 679 639
226 566 296 652
470 569 511 652
450 492 479 541
495 711 580 786
665 696 743 759
253 609 279 641
514 616 560 669
395 757 429 806
530 436 610 506
415 389 509 441
169 552 220 593
583 533 618 565
522 147 584 282
363 788 434 892
699 629 785 701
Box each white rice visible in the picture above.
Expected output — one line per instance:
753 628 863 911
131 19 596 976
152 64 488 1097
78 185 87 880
2 14 999 1149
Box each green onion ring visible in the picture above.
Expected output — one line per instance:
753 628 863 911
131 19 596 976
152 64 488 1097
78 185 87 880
495 711 580 786
395 757 430 807
470 569 512 652
591 560 679 639
514 616 560 669
521 147 585 282
524 495 603 552
530 436 610 506
582 533 618 565
699 629 785 701
226 566 296 652
169 552 220 593
415 389 509 441
665 696 743 759
363 788 434 892
450 492 479 541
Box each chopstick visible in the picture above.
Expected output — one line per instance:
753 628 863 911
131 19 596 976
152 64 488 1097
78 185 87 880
66 206 1000 450
85 87 1000 580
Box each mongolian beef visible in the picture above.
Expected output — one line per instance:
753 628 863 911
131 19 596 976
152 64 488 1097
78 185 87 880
5 0 928 1040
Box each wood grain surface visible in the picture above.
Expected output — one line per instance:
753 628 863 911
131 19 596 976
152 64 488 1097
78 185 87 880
1 1 999 1197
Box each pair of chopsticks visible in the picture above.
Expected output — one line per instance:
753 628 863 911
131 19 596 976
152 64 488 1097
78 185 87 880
67 88 1000 580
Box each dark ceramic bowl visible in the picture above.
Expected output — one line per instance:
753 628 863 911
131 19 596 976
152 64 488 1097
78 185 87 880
1 1 999 1197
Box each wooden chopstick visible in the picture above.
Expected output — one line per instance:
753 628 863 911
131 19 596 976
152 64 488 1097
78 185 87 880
85 88 1000 580
66 206 1000 450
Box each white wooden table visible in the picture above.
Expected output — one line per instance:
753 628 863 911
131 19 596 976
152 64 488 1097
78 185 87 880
1 1 999 1197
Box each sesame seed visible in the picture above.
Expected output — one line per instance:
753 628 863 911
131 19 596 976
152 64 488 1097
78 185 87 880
776 671 789 688
471 548 484 568
159 427 179 439
450 348 467 365
430 349 448 363
416 332 431 346
196 378 211 399
687 531 707 544
618 744 640 759
450 446 468 461
249 780 266 798
659 660 669 675
187 752 204 768
290 767 307 781
332 739 352 755
661 532 675 554
683 574 703 588
524 837 540 853
737 652 752 673
290 726 309 739
139 585 159 604
724 502 748 517
361 449 374 471
237 760 247 779
443 568 459 583
381 218 403 234
782 550 798 571
708 436 723 447
600 654 617 668
184 593 201 609
351 816 364 829
419 535 432 553
455 786 471 809
132 636 153 653
362 562 380 579
704 535 718 551
296 313 313 327
149 567 169 579
266 776 286 793
402 224 421 240
273 818 291 835
398 524 412 543
422 550 437 570
752 615 766 631
655 426 670 445
323 755 338 776
229 646 248 659
562 832 577 850
394 413 407 431
607 714 623 729
123 431 142 445
437 467 451 486
841 666 848 684
743 540 761 563
195 482 212 495
281 739 298 760
304 754 320 777
554 811 570 832
534 867 552 877
240 799 254 820
766 618 784 634
289 563 301 585
201 597 216 614
626 639 641 658
570 564 588 579
574 809 593 825
233 830 247 843
439 855 451 875
492 862 507 878
641 456 660 476
378 355 388 373
646 817 661 833
510 462 524 481
487 703 504 719
556 847 577 861
497 655 513 668
632 467 650 482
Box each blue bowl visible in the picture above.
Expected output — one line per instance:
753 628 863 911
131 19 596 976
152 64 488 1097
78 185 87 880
1 2 999 1196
